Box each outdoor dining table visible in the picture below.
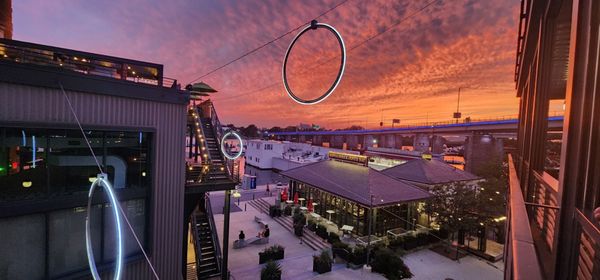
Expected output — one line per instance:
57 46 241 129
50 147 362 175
326 210 335 224
298 197 306 206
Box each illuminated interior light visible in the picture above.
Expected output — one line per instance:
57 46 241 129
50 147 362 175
21 130 26 146
22 181 32 188
220 131 244 160
132 71 136 75
74 57 79 60
282 20 346 105
89 176 97 183
32 136 36 169
86 174 123 280
142 171 147 177
127 66 131 70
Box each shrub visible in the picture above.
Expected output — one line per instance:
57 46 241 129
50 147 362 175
316 226 328 240
371 248 413 279
350 246 367 265
284 205 292 216
269 205 281 217
313 250 332 274
403 235 418 250
416 232 429 246
259 244 285 264
293 212 306 225
332 241 350 251
389 236 405 250
294 223 304 237
332 241 351 261
261 261 282 280
327 232 340 244
307 220 317 231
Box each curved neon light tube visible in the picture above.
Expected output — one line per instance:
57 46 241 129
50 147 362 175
86 174 123 280
282 20 346 105
220 131 244 160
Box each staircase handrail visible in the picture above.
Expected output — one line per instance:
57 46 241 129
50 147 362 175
205 193 223 274
207 101 237 181
190 211 204 278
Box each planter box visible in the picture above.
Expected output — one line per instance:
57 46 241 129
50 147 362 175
259 250 285 264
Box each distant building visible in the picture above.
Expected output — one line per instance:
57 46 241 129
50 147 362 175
244 139 358 171
281 152 431 236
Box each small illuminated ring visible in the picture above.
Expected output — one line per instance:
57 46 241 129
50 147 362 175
86 174 123 280
282 20 346 105
221 131 244 160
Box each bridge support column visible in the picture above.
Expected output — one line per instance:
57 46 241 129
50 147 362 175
432 136 445 154
346 135 359 150
394 135 404 149
384 134 396 149
299 135 306 143
363 135 375 149
313 135 323 146
464 133 504 176
331 135 344 149
413 133 431 152
285 135 292 142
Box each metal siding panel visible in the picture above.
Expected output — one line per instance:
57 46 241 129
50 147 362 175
0 82 186 279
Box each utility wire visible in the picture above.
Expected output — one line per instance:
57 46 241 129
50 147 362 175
60 83 161 279
188 0 352 84
211 0 443 102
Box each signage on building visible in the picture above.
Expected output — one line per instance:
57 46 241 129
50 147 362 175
328 151 368 166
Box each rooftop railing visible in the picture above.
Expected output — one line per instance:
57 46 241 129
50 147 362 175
0 39 178 89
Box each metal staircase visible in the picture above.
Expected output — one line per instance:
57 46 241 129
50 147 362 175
192 202 222 279
186 100 237 279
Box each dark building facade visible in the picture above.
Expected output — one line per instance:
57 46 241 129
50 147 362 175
0 39 188 279
506 0 600 279
0 0 11 39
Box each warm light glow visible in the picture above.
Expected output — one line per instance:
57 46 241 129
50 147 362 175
142 171 147 177
494 216 507 222
89 177 97 183
22 181 32 188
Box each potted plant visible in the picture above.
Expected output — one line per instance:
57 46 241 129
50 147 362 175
332 241 351 262
259 244 285 264
307 220 317 231
313 250 333 274
388 236 405 250
269 205 281 217
284 205 292 216
294 222 304 237
261 260 282 280
327 232 340 244
316 226 328 240
348 246 367 269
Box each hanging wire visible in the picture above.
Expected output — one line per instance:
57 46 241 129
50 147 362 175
59 82 161 279
211 0 443 102
188 0 352 84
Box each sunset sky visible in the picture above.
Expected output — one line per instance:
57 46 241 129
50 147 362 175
12 0 551 129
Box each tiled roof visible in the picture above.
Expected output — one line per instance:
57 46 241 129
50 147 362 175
382 159 480 185
281 160 431 206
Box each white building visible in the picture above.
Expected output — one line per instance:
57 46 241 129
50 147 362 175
244 140 358 171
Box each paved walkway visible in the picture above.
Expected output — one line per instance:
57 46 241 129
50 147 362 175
211 192 386 280
402 249 503 280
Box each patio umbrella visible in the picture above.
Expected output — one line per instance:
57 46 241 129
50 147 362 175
294 192 299 204
307 199 313 212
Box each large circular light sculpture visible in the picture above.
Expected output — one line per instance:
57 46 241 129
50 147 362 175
86 174 123 280
282 20 346 105
221 131 244 160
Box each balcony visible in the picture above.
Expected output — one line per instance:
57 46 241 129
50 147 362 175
0 38 188 104
505 154 544 280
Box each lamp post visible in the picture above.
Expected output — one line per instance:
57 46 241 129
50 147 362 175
366 193 374 270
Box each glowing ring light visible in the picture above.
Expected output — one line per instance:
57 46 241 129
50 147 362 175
282 20 346 105
221 131 244 160
86 174 123 280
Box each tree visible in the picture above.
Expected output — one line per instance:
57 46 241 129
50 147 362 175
241 124 259 138
424 182 480 242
